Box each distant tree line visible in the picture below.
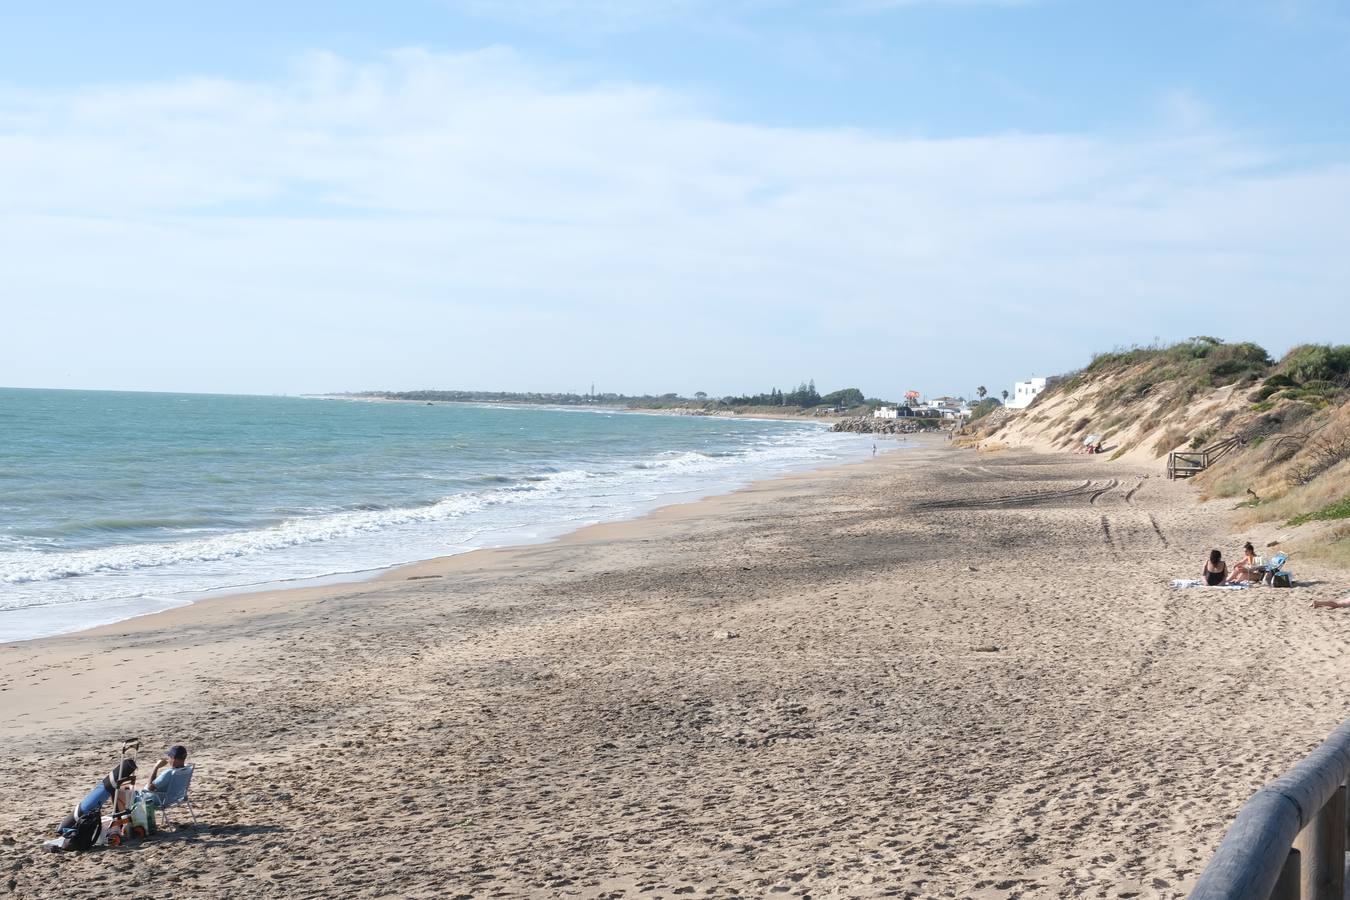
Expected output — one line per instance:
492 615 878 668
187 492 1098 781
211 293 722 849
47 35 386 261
722 380 824 407
356 380 880 411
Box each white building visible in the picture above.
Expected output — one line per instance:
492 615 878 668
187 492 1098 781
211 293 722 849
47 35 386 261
1008 376 1048 409
873 407 899 419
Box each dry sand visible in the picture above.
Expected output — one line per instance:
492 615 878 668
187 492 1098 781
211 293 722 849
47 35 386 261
3 436 1349 899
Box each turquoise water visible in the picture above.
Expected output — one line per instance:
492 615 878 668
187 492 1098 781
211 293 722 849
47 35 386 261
0 389 884 641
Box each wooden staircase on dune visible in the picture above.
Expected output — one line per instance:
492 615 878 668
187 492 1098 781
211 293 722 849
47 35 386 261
1167 436 1240 479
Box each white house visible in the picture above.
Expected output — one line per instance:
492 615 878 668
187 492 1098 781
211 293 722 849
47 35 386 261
1008 377 1048 410
873 407 899 419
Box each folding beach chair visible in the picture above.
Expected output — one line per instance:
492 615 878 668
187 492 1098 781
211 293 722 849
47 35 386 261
149 764 199 827
1265 553 1292 587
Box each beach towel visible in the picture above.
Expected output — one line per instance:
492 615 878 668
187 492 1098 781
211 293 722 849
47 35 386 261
1170 579 1250 590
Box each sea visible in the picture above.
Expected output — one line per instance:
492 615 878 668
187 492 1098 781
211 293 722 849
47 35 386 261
0 388 889 642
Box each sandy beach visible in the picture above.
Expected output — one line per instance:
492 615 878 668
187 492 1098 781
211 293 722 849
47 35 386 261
4 436 1349 899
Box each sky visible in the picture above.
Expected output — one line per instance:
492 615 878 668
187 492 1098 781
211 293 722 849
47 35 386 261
2 1 1348 399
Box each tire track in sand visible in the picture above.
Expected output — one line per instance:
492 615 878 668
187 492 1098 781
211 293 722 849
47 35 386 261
1148 514 1169 548
1123 477 1145 503
1088 479 1119 505
913 480 1094 512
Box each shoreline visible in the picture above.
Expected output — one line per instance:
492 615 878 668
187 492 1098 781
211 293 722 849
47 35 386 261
5 439 1349 897
2 412 892 645
5 435 921 648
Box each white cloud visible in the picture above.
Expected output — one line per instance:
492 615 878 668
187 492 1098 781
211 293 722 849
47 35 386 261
1 49 1347 396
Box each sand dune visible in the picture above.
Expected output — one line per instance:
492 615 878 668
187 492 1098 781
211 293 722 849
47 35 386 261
3 437 1348 898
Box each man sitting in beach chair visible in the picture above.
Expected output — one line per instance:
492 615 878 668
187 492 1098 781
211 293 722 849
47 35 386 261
142 745 198 826
145 744 188 792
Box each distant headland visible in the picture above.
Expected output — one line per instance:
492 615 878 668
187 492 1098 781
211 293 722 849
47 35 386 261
332 382 889 418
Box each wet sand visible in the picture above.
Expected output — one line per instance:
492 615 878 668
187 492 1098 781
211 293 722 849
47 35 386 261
3 437 1349 899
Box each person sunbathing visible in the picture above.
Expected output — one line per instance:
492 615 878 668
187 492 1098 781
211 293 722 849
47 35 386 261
1227 543 1261 583
1202 549 1227 586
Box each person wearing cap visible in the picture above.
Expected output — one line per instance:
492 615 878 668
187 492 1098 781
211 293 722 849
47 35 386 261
145 745 188 791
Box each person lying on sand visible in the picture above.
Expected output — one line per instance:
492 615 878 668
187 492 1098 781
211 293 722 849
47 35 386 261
1202 549 1227 586
1226 543 1261 584
50 759 137 848
1312 596 1350 610
145 744 188 792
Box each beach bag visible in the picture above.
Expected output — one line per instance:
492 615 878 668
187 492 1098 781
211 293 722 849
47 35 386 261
66 810 102 851
1271 572 1291 588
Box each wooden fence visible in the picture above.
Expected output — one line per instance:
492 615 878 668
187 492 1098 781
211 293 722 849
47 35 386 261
1168 436 1241 480
1190 718 1350 899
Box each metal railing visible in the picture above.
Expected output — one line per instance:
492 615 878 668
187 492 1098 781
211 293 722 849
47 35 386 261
1190 718 1350 899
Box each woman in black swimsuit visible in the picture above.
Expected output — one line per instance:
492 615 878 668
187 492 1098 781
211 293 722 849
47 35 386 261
1203 549 1227 586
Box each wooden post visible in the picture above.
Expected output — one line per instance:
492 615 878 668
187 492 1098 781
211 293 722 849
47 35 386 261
1294 784 1345 900
1271 847 1300 900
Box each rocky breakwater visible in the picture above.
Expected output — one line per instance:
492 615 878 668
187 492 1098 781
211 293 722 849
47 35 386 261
831 416 938 435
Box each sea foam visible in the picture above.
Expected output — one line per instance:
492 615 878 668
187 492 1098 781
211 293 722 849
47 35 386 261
0 391 888 641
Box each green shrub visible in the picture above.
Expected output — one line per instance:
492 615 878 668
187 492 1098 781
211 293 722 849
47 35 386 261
1087 346 1159 373
968 399 1003 422
1278 344 1350 384
1206 341 1272 378
1250 385 1279 403
1062 374 1084 392
1131 380 1154 399
1050 339 1274 409
1283 402 1315 425
1286 496 1350 527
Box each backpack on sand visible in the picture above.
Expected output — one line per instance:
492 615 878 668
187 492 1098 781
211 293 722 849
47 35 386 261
66 811 102 851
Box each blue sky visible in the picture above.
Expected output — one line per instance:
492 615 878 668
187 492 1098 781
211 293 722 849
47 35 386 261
2 0 1348 397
